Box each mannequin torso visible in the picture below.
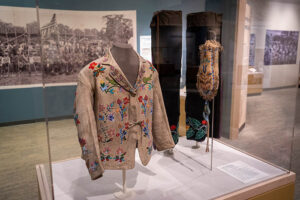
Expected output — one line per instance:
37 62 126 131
110 43 139 86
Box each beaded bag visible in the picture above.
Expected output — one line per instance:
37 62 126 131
195 40 222 152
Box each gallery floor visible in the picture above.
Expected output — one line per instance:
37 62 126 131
220 87 300 199
0 87 299 200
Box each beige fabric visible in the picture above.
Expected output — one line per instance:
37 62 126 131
74 48 175 180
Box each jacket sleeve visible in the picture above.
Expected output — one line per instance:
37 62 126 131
74 68 104 180
152 70 175 151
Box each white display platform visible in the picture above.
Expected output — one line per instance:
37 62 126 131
51 139 286 200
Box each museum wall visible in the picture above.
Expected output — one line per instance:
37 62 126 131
249 0 300 89
0 0 206 124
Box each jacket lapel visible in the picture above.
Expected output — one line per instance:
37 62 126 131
101 48 146 95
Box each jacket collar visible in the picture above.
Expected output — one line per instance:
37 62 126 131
101 47 147 95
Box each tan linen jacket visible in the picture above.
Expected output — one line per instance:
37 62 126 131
74 49 175 180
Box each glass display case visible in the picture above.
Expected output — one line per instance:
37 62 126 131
0 0 299 199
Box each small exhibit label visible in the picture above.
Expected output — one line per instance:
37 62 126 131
217 161 268 184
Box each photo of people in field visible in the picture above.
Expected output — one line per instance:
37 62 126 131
0 6 136 86
264 30 299 65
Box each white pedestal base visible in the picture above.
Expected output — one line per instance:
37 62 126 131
114 187 135 199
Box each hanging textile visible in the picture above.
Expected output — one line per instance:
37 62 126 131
150 10 182 145
185 12 223 149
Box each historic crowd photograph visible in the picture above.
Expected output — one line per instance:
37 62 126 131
38 8 136 84
0 6 41 86
0 6 136 86
264 30 299 65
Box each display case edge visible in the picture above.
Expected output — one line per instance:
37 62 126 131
215 172 296 200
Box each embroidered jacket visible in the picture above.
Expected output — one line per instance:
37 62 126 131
74 49 175 180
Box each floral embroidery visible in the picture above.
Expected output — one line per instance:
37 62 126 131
138 95 151 116
100 77 120 94
117 123 129 144
149 98 153 114
89 161 100 172
99 102 115 123
186 117 207 142
170 125 176 131
100 153 112 162
146 60 156 72
149 65 156 72
89 62 97 70
141 119 150 138
79 138 90 155
101 147 113 162
115 147 126 162
170 124 179 145
100 147 127 163
98 128 114 143
146 140 153 155
135 65 153 90
74 114 80 125
89 62 106 77
116 97 129 121
141 74 153 90
79 138 86 147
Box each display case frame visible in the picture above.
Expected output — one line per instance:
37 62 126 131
39 0 297 198
0 0 298 199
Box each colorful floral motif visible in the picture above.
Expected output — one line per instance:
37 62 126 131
141 120 150 138
79 138 90 155
170 124 179 145
100 148 126 163
116 97 129 121
146 60 156 72
89 161 100 172
99 102 115 123
74 114 80 125
149 98 153 114
100 147 113 162
89 62 97 70
141 74 153 90
117 123 129 144
79 138 86 147
138 95 152 116
135 72 153 91
89 62 106 77
186 117 207 142
149 66 156 72
99 77 121 94
115 147 126 162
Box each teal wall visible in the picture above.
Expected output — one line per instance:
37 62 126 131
0 86 76 124
44 86 77 118
0 0 206 124
0 87 44 123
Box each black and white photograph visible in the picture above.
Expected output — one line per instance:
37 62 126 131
39 9 136 84
264 30 299 65
0 6 42 86
249 33 255 66
0 6 136 86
